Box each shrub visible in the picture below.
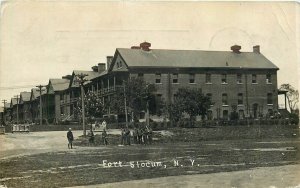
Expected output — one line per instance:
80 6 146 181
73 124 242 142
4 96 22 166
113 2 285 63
289 113 299 125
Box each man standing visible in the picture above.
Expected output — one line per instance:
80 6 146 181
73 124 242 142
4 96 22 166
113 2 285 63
67 128 74 149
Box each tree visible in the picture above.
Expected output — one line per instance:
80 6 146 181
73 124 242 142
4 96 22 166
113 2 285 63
169 88 212 126
110 77 158 122
75 91 104 121
280 84 299 113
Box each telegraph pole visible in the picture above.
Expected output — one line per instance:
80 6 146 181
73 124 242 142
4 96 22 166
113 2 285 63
36 85 46 125
76 73 88 136
1 99 7 125
14 95 19 124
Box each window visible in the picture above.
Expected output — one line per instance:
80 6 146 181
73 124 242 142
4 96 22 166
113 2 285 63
222 93 228 105
156 94 162 102
116 61 122 68
238 110 244 119
60 94 64 101
138 73 144 78
155 73 161 83
172 73 178 83
173 94 178 100
267 93 273 104
221 74 227 84
266 74 272 84
60 107 64 115
206 93 212 100
223 110 229 119
237 74 242 84
206 74 211 83
207 110 213 120
252 74 257 84
238 93 243 105
189 73 195 83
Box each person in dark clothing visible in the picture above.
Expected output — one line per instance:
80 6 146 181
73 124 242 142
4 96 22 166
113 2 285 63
133 127 138 144
148 127 153 144
102 129 108 145
125 128 131 145
89 129 95 145
137 128 142 144
142 128 147 145
67 128 74 149
121 128 125 145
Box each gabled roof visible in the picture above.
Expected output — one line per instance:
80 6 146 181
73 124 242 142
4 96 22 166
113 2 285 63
70 70 101 88
30 88 46 101
5 103 10 108
20 92 31 103
115 48 279 70
86 70 108 84
10 98 19 107
48 78 70 93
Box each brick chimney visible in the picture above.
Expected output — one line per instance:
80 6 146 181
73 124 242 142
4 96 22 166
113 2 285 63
98 63 106 73
106 56 113 69
231 45 241 53
253 45 260 53
140 42 151 51
91 66 98 72
62 75 72 80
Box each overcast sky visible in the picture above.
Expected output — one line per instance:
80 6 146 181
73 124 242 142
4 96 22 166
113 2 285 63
0 1 299 107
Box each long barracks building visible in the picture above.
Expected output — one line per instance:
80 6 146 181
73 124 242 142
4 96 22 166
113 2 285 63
4 42 281 123
84 42 279 120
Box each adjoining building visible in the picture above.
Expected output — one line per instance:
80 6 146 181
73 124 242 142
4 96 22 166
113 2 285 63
46 78 70 123
60 70 101 122
30 88 47 123
19 92 32 123
10 98 20 123
88 42 279 120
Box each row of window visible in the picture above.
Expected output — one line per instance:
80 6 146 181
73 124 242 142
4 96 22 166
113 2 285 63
138 73 273 84
205 93 273 106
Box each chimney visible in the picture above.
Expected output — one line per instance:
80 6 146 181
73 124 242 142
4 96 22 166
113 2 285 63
140 42 151 51
91 66 98 72
253 45 260 53
106 56 113 69
231 45 241 53
98 63 106 73
62 75 72 80
131 46 141 49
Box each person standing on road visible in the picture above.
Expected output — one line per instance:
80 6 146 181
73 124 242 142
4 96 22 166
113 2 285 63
102 129 108 145
67 128 74 149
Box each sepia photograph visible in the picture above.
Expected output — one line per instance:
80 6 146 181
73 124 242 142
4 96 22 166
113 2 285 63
0 1 299 187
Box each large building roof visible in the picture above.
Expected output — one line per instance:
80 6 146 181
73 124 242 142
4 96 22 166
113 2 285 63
31 88 46 100
116 48 279 70
20 92 31 103
49 78 70 92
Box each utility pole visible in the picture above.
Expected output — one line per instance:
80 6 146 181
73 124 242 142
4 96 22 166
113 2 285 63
14 95 19 124
123 81 128 128
76 73 88 136
36 85 46 125
2 99 7 125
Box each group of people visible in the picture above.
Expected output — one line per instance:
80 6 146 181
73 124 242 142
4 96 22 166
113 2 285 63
66 124 154 149
121 126 153 145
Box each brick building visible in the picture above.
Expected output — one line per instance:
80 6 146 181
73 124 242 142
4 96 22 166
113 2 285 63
87 42 279 120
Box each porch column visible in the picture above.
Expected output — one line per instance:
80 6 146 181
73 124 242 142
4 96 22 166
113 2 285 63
284 93 287 109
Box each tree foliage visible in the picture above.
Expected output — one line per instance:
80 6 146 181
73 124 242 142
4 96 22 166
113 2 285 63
280 84 299 113
169 88 212 125
110 77 158 121
75 90 104 120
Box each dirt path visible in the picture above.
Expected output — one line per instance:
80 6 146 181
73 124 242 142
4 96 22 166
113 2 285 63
70 164 300 188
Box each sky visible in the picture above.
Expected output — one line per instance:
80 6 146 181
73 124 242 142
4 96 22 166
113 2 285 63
0 1 299 107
